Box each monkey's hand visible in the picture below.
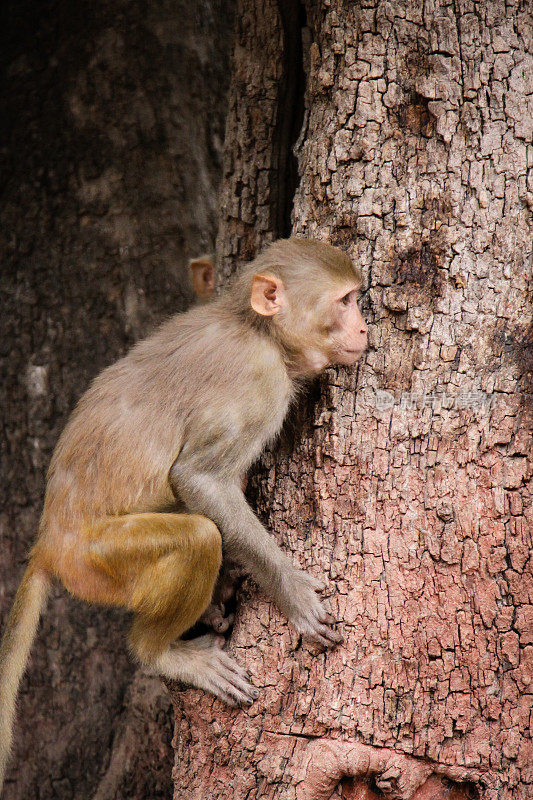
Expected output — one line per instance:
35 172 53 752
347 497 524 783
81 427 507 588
199 602 235 633
168 467 342 648
279 569 343 648
199 560 244 633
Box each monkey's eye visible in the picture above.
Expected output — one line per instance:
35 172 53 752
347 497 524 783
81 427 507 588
340 291 356 306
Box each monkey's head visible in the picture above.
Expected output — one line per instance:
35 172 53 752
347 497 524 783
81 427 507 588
237 238 368 376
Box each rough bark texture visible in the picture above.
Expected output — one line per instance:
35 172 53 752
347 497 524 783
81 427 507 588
170 1 532 799
0 1 234 797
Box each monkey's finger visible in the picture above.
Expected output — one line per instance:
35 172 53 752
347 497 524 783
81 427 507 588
203 609 223 627
324 628 344 645
299 625 335 648
322 624 343 643
312 604 327 622
214 613 235 633
308 632 335 648
311 623 343 646
306 575 326 592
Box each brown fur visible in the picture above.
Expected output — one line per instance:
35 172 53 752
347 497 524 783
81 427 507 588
0 238 367 790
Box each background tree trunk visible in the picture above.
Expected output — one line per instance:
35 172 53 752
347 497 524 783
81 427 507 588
169 1 532 799
0 1 234 797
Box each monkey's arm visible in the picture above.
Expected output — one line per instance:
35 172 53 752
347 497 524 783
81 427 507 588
169 463 341 647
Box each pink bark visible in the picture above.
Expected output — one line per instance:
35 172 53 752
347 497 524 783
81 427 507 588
169 0 532 797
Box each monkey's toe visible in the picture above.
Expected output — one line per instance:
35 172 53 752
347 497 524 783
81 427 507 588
185 634 258 706
203 649 259 706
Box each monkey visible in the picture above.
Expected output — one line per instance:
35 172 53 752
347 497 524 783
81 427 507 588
0 237 368 790
189 254 215 300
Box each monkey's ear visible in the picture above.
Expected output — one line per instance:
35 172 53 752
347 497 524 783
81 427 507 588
250 274 286 316
190 256 215 299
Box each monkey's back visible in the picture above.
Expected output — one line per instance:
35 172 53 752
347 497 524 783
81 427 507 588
38 304 292 543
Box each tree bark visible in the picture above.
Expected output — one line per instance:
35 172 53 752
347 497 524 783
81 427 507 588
0 1 234 798
169 1 532 799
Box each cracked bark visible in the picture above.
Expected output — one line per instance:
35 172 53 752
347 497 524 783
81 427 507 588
0 1 234 798
169 1 532 799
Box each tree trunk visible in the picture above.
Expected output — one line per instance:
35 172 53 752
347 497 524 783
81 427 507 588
169 1 532 799
0 1 234 798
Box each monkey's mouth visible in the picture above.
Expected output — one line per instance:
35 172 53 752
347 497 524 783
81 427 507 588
338 348 366 364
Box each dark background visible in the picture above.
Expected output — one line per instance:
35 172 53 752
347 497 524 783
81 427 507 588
0 2 235 797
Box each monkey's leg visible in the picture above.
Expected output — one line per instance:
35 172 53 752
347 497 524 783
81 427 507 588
83 512 257 705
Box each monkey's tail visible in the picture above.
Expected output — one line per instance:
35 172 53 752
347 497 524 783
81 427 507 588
0 564 50 792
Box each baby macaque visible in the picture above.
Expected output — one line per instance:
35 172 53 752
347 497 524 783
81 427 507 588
0 238 367 789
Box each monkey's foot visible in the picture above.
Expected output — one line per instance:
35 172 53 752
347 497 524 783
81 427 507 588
155 633 258 706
